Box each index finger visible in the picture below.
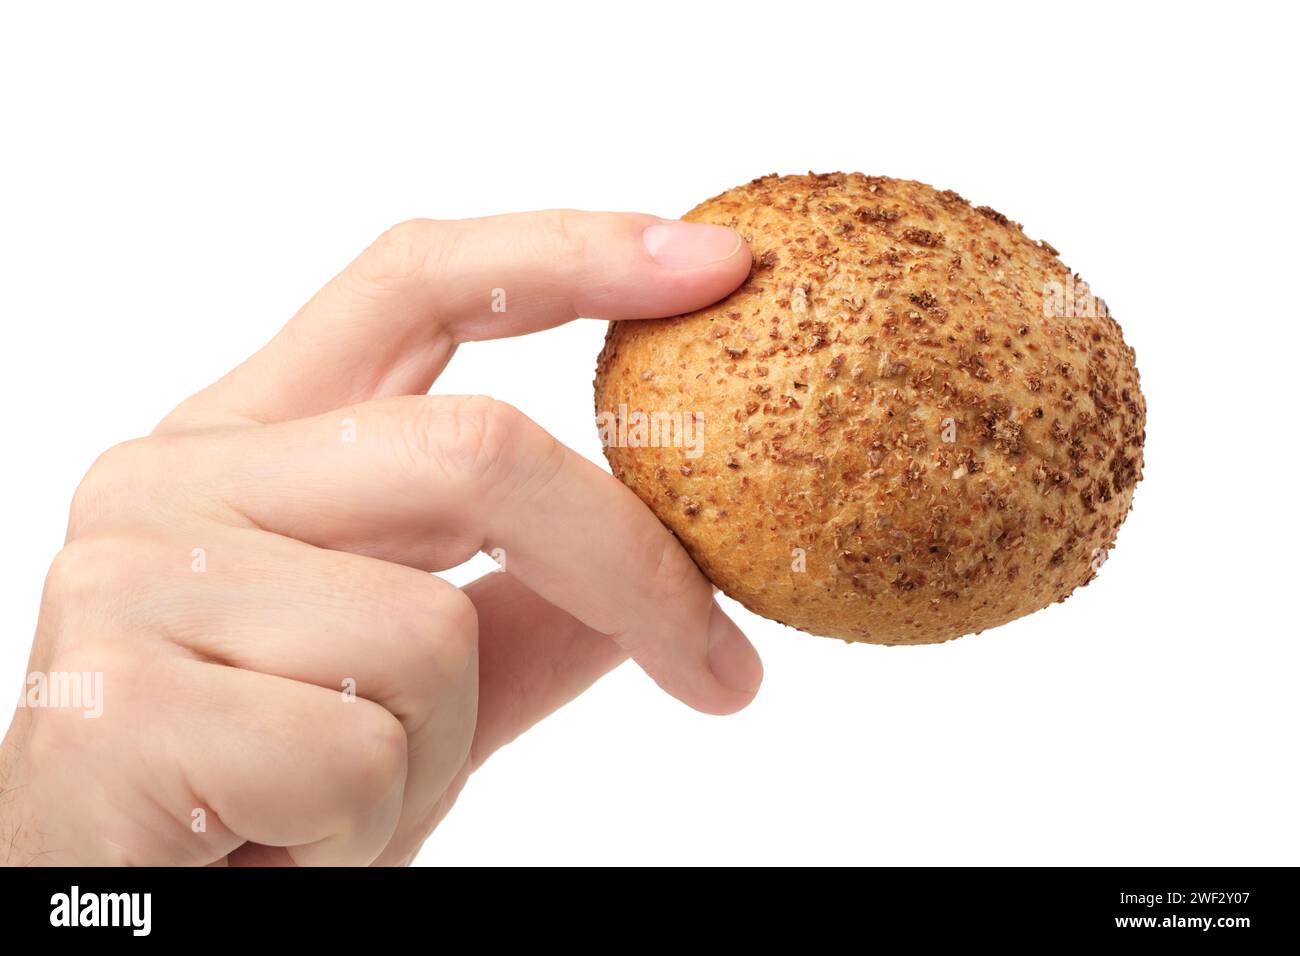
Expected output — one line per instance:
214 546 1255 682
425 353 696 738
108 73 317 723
114 395 763 715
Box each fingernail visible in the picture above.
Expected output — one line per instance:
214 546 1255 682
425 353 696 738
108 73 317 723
706 602 763 695
643 221 743 268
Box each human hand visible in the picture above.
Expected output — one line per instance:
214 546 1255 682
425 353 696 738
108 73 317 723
0 211 759 866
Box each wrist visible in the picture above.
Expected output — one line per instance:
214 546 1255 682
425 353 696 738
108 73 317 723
0 720 48 866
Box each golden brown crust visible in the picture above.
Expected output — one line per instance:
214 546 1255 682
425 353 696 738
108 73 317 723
595 173 1145 644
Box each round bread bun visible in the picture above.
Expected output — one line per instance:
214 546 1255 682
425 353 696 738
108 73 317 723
594 173 1145 645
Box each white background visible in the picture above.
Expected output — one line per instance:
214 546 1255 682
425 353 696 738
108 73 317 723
2 1 1296 865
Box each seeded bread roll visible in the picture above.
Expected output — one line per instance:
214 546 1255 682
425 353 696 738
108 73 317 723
595 173 1145 644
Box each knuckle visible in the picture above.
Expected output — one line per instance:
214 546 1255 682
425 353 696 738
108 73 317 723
536 209 590 265
421 578 478 683
449 395 520 478
342 705 408 810
383 575 477 726
68 438 157 537
356 218 446 286
43 536 137 610
646 532 705 603
386 394 566 501
404 395 524 485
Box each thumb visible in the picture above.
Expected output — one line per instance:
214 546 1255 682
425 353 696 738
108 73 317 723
160 211 751 430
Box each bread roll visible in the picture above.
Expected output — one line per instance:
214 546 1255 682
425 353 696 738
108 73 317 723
595 173 1145 644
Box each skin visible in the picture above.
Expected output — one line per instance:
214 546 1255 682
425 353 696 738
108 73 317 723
0 211 761 866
